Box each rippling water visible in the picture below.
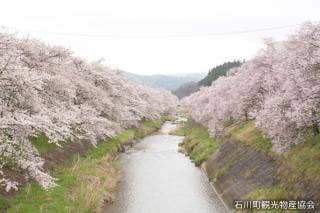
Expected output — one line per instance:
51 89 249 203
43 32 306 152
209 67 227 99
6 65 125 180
103 121 227 213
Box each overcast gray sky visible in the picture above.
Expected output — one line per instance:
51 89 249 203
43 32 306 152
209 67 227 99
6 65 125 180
1 0 320 75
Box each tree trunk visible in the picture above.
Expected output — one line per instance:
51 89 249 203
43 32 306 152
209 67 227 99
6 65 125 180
312 122 319 136
244 111 248 121
311 110 319 136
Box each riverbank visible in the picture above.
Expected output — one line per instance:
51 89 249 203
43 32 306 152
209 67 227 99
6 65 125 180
174 116 320 212
0 115 173 212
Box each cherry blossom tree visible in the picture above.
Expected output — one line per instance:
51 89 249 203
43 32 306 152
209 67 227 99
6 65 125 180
183 22 320 154
0 31 177 191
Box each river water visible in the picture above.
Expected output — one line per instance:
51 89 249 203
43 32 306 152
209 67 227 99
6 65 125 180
103 121 228 213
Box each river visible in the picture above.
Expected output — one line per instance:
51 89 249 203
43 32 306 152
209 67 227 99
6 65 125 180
103 120 228 213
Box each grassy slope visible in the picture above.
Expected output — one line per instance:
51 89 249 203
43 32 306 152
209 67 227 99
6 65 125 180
174 118 221 166
182 118 320 185
280 134 320 183
1 116 170 213
176 116 320 211
225 120 274 156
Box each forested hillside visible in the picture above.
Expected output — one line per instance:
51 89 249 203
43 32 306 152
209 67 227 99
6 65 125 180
172 81 198 99
0 32 177 192
197 61 242 87
173 61 242 99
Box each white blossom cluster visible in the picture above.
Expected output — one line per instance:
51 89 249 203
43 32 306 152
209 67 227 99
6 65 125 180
183 22 320 154
0 32 177 191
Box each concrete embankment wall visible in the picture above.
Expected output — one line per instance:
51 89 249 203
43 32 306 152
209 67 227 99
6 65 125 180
202 139 278 208
202 139 320 211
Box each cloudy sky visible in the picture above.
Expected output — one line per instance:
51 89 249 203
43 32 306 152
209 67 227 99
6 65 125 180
1 0 320 75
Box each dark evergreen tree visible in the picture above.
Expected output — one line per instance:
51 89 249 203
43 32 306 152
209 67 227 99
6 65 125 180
198 61 242 87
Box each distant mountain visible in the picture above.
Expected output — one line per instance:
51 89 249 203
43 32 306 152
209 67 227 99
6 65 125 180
120 71 206 91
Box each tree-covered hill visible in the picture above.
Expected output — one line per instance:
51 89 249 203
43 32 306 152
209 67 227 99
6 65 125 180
172 81 199 99
198 61 242 87
173 61 242 99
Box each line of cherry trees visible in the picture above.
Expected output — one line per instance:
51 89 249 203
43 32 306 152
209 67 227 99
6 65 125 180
183 22 320 154
0 31 177 191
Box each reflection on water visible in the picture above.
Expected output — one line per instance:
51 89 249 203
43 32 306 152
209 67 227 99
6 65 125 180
103 121 227 213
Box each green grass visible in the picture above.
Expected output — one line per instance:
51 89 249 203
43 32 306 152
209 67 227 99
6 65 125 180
134 115 173 139
283 134 320 182
277 133 320 190
244 186 299 213
29 132 58 154
0 154 16 168
134 119 161 139
2 129 133 213
6 167 77 212
225 120 274 156
246 185 288 200
86 129 134 159
1 116 168 212
0 132 63 169
175 119 221 166
211 161 233 183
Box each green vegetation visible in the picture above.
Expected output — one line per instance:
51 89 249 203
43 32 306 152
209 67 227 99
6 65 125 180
244 186 300 213
29 132 57 154
86 129 134 159
279 135 320 185
211 162 234 183
246 185 288 200
198 61 242 87
175 118 221 166
2 130 133 212
173 61 243 99
134 115 174 139
135 120 161 139
0 153 16 168
225 120 274 156
1 131 62 167
1 117 168 212
172 81 199 99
